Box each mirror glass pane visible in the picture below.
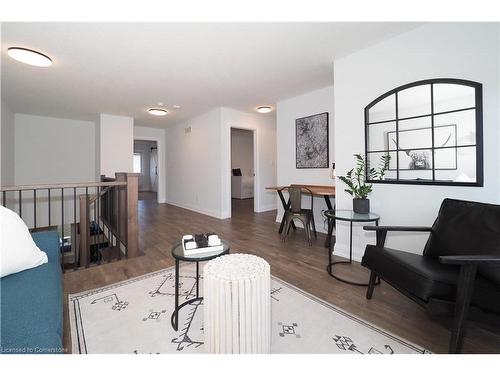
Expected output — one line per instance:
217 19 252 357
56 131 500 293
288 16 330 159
396 117 432 150
434 109 475 147
367 151 397 181
367 122 396 152
398 84 431 119
434 84 475 113
398 149 433 171
435 146 476 183
368 94 395 123
399 169 433 181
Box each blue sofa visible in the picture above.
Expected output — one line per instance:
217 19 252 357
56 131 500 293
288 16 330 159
0 231 64 354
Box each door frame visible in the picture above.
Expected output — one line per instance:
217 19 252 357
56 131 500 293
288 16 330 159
133 136 165 204
224 126 258 218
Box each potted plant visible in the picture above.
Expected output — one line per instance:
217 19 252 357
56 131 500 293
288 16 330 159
338 154 390 214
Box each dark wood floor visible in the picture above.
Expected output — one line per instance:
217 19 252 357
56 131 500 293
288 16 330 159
62 193 500 353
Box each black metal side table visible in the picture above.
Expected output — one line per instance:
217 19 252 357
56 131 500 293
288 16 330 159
170 241 230 331
325 209 380 286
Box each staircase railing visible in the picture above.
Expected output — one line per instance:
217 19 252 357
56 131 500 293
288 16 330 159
0 172 140 271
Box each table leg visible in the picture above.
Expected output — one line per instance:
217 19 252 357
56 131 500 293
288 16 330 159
323 195 335 248
278 190 295 233
172 259 180 331
327 219 380 287
278 190 287 233
325 215 334 248
196 261 199 299
348 221 353 264
323 195 333 211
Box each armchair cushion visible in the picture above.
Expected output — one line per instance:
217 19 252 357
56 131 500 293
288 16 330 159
363 245 500 314
423 198 500 284
363 245 458 301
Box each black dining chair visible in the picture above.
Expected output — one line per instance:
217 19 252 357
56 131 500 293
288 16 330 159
281 186 317 246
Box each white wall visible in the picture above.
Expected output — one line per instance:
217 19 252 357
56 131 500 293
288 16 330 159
1 100 15 185
166 108 223 218
334 23 500 261
99 114 134 178
276 85 335 233
231 129 254 177
12 113 96 228
221 107 277 217
14 114 96 185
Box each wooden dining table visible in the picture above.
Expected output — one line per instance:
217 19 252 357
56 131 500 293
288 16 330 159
266 184 336 248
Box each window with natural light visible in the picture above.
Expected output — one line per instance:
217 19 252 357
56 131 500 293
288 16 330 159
133 153 142 174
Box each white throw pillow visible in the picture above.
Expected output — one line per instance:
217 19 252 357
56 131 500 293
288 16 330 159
0 205 48 278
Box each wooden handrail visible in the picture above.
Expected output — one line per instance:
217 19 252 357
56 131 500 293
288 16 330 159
0 181 126 192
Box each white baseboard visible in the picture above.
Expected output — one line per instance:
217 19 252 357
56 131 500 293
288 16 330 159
166 200 224 219
257 204 277 213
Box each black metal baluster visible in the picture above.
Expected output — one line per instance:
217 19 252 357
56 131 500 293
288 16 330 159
33 189 37 228
117 186 121 260
61 188 64 272
85 186 88 267
74 187 77 271
48 189 51 226
2 191 5 206
18 190 22 218
95 186 100 265
108 191 112 260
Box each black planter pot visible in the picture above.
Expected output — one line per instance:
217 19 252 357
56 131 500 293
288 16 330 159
353 198 370 214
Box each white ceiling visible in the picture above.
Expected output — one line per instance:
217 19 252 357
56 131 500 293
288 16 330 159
1 22 422 127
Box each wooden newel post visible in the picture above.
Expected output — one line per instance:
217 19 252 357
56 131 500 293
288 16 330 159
79 194 90 268
115 172 141 258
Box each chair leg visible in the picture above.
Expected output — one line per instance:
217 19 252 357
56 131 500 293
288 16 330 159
286 217 293 235
449 264 477 354
304 219 312 246
281 216 291 242
366 271 377 299
310 213 317 238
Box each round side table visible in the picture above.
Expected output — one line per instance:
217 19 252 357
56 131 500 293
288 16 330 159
170 240 230 331
325 209 380 286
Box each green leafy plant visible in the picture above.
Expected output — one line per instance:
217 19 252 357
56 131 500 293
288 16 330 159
338 154 391 199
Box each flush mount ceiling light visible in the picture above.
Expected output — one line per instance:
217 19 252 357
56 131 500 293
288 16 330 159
7 47 52 67
148 108 168 116
256 106 272 114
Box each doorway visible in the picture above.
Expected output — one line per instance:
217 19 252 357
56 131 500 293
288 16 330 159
133 140 158 201
230 128 255 216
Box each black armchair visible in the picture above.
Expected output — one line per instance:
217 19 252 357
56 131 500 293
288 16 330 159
361 198 500 353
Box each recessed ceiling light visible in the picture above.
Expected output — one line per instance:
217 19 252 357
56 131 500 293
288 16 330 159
7 47 52 67
148 108 168 116
256 106 272 114
173 105 181 109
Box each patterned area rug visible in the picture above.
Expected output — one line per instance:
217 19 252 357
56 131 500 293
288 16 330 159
69 264 430 354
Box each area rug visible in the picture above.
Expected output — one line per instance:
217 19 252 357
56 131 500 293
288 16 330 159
69 264 430 354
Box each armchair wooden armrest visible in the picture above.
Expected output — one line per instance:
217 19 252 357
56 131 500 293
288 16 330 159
363 226 433 232
439 254 500 265
363 226 433 248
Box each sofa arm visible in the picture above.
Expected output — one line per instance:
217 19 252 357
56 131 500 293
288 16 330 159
439 255 500 265
363 226 433 248
31 230 61 264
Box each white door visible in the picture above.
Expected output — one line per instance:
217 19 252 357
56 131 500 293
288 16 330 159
150 148 158 192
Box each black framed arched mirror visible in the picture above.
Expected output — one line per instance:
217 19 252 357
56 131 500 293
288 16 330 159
364 78 483 186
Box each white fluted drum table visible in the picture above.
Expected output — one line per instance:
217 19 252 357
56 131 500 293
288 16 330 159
203 253 271 354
